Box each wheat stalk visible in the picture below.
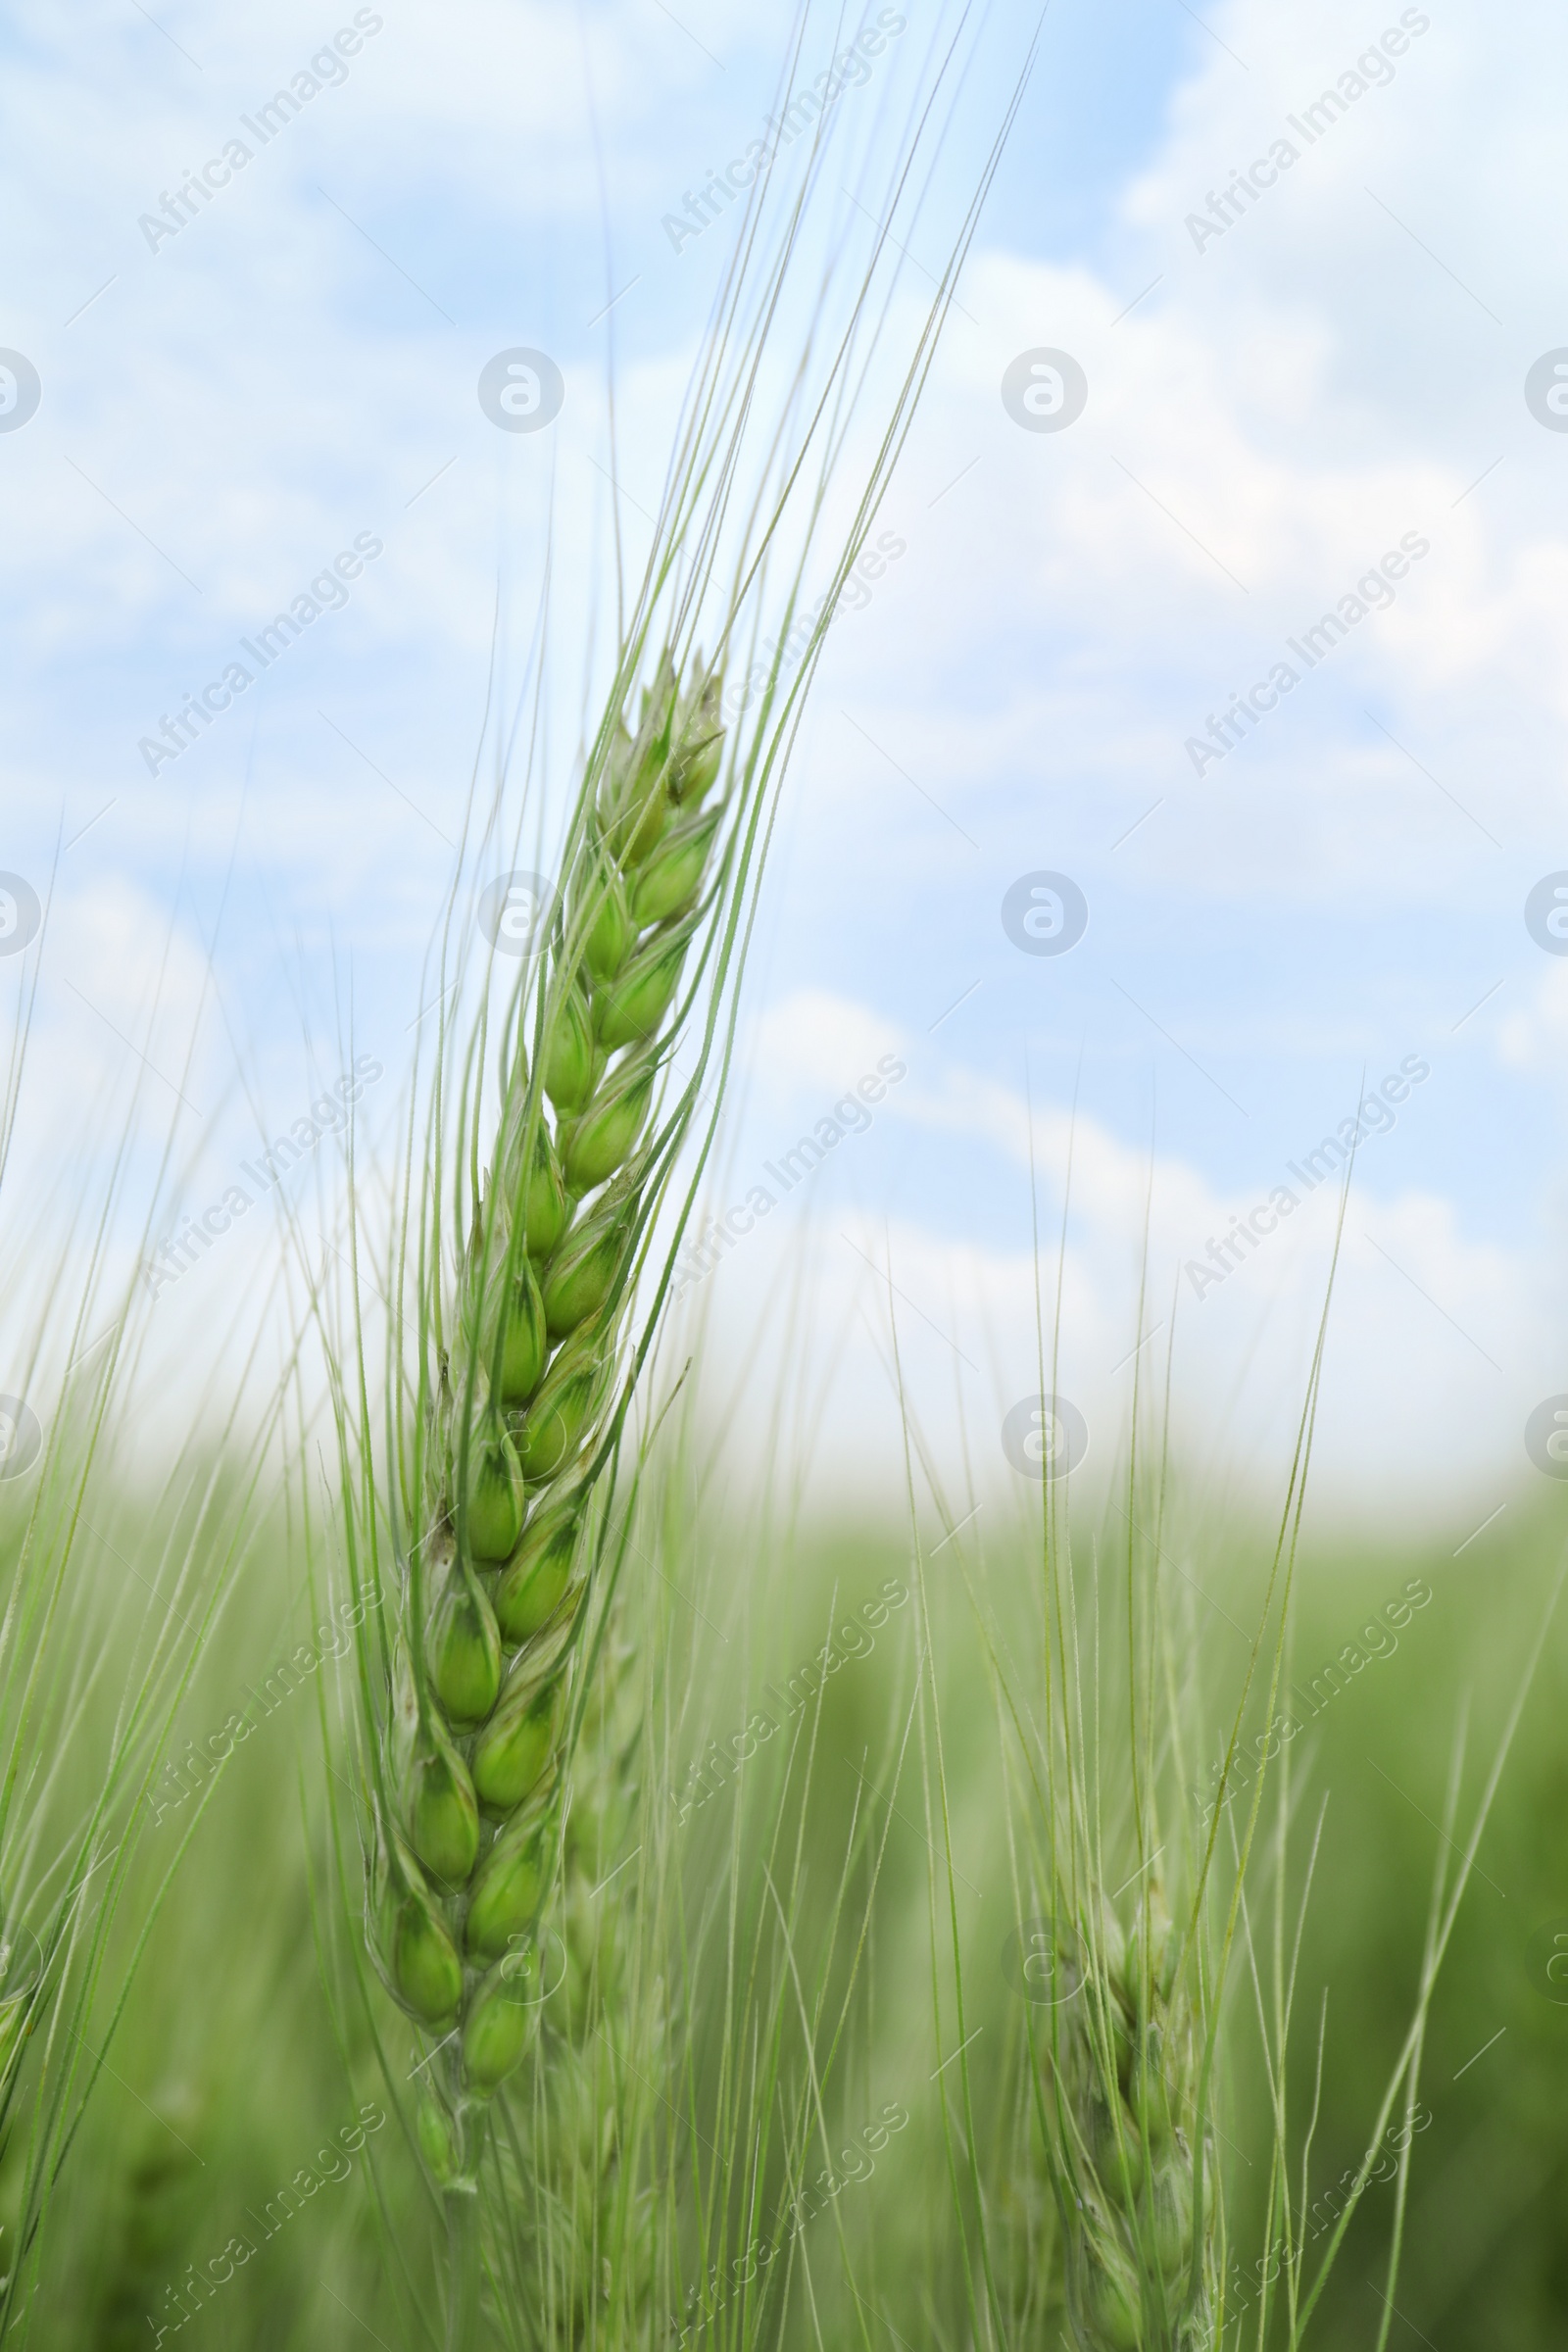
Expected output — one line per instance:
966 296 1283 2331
309 19 1043 2343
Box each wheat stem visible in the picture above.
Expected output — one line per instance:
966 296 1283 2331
445 2183 480 2352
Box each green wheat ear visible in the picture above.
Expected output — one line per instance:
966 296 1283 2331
1050 1881 1219 2352
368 655 731 2158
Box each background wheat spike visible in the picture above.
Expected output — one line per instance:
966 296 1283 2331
1043 1880 1218 2352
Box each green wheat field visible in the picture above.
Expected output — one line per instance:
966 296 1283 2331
5 1437 1566 2351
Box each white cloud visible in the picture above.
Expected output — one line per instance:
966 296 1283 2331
1497 958 1568 1068
5 0 1565 1517
672 989 1549 1522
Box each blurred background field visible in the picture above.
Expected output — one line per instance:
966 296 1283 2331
15 1439 1567 2352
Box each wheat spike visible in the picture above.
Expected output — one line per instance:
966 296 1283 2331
1049 1884 1219 2352
368 655 726 2169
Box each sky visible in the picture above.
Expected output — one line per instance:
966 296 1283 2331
3 0 1567 1541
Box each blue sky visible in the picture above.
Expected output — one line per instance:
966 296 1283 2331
3 0 1566 1531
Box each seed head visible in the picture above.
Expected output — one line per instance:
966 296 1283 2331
499 1112 570 1260
591 915 694 1052
406 1722 481 1885
540 1177 636 1338
466 1803 553 1963
369 651 728 2123
382 1864 463 2027
669 721 723 809
575 846 634 985
543 972 599 1113
559 1045 658 1193
467 1250 549 1408
462 1957 541 2093
511 1332 608 1482
497 1256 549 1405
458 1405 526 1563
1051 1882 1219 2352
430 1560 504 1725
597 662 677 863
629 804 721 928
472 1666 565 1813
494 1494 583 1642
